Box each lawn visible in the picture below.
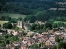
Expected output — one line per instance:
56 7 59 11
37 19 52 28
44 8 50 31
0 21 9 25
0 13 26 19
53 21 62 23
52 21 66 25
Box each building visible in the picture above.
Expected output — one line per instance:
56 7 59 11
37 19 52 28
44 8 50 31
20 44 28 49
17 21 23 28
45 40 53 46
24 23 31 30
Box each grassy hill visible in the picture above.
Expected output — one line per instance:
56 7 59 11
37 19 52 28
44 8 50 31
0 13 26 19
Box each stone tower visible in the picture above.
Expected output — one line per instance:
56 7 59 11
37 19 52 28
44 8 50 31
17 21 23 28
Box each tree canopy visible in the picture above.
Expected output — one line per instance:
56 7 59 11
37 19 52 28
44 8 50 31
0 34 20 47
3 22 13 29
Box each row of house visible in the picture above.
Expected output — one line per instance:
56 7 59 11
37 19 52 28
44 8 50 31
5 27 66 49
0 21 66 49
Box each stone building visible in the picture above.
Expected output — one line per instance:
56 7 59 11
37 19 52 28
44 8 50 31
17 21 23 28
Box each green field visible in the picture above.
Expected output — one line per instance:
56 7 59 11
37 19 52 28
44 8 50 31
49 21 66 25
0 13 26 19
53 21 62 23
0 21 9 25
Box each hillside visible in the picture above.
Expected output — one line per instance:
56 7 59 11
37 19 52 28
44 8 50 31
0 0 66 22
0 0 66 14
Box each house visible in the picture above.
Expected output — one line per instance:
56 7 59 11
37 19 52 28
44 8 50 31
27 31 34 37
55 31 61 35
45 40 53 46
49 36 55 42
20 44 28 49
7 29 14 35
37 37 44 43
10 47 14 49
63 36 66 43
10 44 15 49
48 30 54 34
13 42 20 47
23 37 33 46
27 40 32 46
35 21 45 25
7 29 18 36
42 32 49 38
13 30 18 36
42 32 49 35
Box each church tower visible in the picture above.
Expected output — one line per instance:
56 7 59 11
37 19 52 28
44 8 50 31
17 21 23 28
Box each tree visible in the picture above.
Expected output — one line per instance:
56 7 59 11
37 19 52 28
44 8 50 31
52 23 58 28
9 35 19 43
35 24 40 30
63 42 66 49
46 27 51 32
52 22 64 28
0 16 11 21
10 18 17 23
55 37 60 42
58 41 64 49
0 34 20 47
19 8 32 15
39 42 45 48
30 15 37 23
0 35 6 47
35 11 49 21
44 22 52 30
0 24 1 28
57 22 64 27
30 24 37 31
14 27 19 31
40 24 44 29
30 44 38 49
3 22 13 29
18 17 22 21
52 45 57 49
24 15 37 23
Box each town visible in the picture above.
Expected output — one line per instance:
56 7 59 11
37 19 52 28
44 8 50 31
0 20 66 49
0 0 66 49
